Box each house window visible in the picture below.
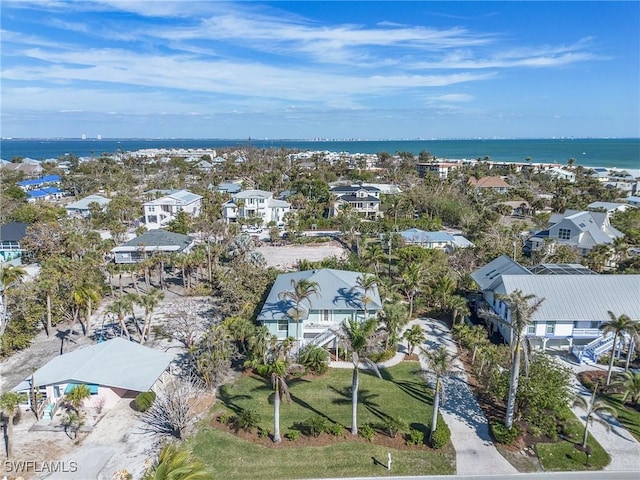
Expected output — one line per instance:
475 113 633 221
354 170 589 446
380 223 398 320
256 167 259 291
546 322 555 335
148 206 155 212
590 321 599 329
558 228 571 240
322 310 331 323
278 320 288 332
526 325 535 335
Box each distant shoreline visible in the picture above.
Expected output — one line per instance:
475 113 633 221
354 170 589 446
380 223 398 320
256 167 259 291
1 137 638 170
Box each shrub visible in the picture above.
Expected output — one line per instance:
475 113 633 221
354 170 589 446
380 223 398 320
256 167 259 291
303 415 328 437
328 422 345 437
298 345 329 375
490 421 522 445
285 430 300 441
258 427 271 438
430 415 451 449
255 363 270 377
381 416 407 438
406 428 424 446
218 412 231 425
359 423 375 442
235 408 261 433
135 391 156 412
370 348 396 363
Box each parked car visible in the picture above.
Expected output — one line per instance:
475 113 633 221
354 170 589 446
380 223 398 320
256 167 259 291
245 226 262 234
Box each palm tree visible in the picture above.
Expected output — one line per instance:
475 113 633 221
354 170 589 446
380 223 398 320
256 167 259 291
482 289 544 429
142 443 211 480
361 243 385 276
338 317 382 435
403 324 425 356
138 288 165 344
278 278 319 348
265 358 291 443
0 391 26 458
447 295 470 325
420 345 457 444
352 274 378 321
65 384 91 413
599 312 638 386
380 300 408 351
0 264 27 335
400 263 425 320
72 281 101 337
615 371 640 406
622 323 640 372
573 387 616 448
106 298 131 340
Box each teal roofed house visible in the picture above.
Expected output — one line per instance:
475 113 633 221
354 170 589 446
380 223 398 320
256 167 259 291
257 269 382 348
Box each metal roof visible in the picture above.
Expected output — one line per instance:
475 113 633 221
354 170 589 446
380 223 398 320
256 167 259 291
399 228 454 244
529 264 597 275
257 269 382 322
65 194 111 210
497 274 640 322
0 222 28 242
470 255 532 291
16 338 174 392
112 230 194 252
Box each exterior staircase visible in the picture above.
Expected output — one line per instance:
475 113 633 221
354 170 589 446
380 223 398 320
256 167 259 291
572 334 620 364
308 328 339 348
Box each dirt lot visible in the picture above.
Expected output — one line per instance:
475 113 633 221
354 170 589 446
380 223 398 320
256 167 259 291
256 241 348 269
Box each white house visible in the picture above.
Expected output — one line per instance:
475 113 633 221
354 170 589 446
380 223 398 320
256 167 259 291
257 269 382 348
398 228 474 253
111 230 194 264
143 189 202 230
222 189 290 227
471 255 640 359
330 185 381 218
546 167 576 183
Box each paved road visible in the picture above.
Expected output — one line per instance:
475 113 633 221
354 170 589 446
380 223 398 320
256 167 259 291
312 472 639 480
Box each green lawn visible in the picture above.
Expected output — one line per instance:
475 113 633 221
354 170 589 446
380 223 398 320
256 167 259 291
189 362 455 479
599 393 640 442
536 416 610 471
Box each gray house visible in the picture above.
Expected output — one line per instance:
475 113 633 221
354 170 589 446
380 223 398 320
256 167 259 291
257 268 382 347
111 230 194 264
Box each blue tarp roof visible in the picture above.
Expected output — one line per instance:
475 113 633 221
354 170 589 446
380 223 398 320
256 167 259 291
27 187 63 198
18 175 61 187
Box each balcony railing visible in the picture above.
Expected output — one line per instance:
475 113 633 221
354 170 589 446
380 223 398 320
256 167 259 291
572 328 601 337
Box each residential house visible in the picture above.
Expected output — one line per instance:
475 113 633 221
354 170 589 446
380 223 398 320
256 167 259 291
470 255 640 360
111 230 194 264
143 189 203 230
257 268 382 347
212 182 243 194
524 209 624 258
13 338 173 418
398 228 474 253
17 174 62 192
627 196 640 207
587 201 631 214
330 185 381 218
0 222 28 266
468 176 512 194
222 189 291 227
65 194 111 218
0 160 43 176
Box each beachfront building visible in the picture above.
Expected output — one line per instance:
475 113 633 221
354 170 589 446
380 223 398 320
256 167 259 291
257 269 382 348
416 161 462 179
143 189 202 230
65 194 111 218
470 255 640 361
222 189 290 227
524 209 624 258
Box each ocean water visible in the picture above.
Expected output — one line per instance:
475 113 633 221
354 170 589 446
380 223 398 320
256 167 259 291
1 138 639 170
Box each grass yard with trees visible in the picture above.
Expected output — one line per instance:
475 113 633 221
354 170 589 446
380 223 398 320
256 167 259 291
190 362 455 478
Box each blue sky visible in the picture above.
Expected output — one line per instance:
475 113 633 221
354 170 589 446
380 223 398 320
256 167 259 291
1 1 638 139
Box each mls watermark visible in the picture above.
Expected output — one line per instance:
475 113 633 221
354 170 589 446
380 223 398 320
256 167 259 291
4 460 78 474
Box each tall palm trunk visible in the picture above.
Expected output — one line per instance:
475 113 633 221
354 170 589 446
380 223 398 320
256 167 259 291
351 359 359 435
625 338 635 372
273 384 281 443
606 332 620 386
505 337 521 429
118 312 130 340
46 292 52 336
429 379 441 443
